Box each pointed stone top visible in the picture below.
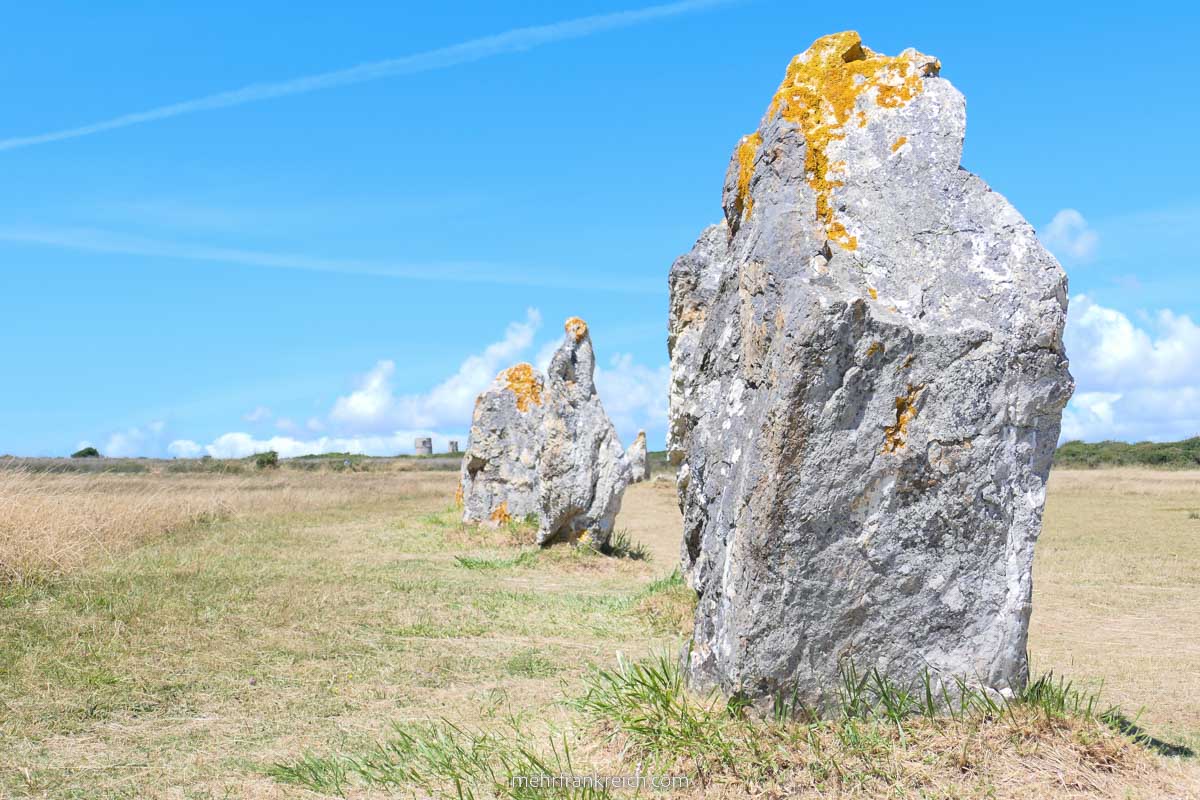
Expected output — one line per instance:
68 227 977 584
732 31 940 250
564 317 589 341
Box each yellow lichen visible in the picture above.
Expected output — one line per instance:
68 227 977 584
763 31 937 251
891 135 908 152
882 385 922 453
734 132 763 218
490 502 511 525
501 363 543 412
565 317 589 341
865 341 884 357
868 287 878 299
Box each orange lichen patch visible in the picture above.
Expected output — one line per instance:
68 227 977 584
891 135 908 152
454 482 464 508
765 31 937 251
565 316 589 341
883 385 922 453
868 287 878 300
490 502 511 525
733 132 763 218
501 363 543 412
865 341 884 358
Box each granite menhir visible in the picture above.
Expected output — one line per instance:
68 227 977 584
667 32 1073 708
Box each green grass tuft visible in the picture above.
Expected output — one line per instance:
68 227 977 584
455 550 540 571
602 529 649 560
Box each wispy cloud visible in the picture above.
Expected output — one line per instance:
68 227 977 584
0 225 664 293
0 0 732 153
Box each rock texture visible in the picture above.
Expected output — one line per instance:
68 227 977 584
627 431 651 483
537 318 633 548
459 319 632 546
668 32 1073 707
459 363 545 526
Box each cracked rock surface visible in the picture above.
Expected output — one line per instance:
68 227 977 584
537 318 632 548
668 32 1073 707
459 363 545 526
460 319 631 549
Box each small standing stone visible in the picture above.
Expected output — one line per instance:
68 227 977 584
536 318 633 548
626 430 650 483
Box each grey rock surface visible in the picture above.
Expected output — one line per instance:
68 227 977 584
668 32 1073 708
627 431 650 483
537 318 633 548
459 363 545 526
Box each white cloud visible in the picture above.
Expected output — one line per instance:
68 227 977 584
1042 209 1098 261
243 405 272 423
1061 295 1200 442
104 422 167 457
330 308 542 432
95 311 673 457
194 431 466 459
595 354 670 448
167 439 205 458
1065 295 1200 390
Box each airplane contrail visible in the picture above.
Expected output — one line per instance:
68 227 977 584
0 225 665 294
0 0 733 153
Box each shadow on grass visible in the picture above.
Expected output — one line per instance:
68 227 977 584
1104 712 1196 758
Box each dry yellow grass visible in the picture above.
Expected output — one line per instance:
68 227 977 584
1032 469 1200 746
0 467 442 581
0 467 1196 798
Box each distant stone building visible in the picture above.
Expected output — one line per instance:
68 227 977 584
414 437 433 456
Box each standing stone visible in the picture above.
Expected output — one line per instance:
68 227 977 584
413 437 433 456
626 431 651 483
668 32 1073 707
449 440 460 453
536 318 633 548
459 363 545 526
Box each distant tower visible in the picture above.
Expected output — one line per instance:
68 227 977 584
414 437 433 456
448 440 460 453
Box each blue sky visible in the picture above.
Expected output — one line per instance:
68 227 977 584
2 0 1198 457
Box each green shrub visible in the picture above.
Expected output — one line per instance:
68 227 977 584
253 450 279 470
70 447 100 459
1054 437 1200 469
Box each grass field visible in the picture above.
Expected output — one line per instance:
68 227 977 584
0 466 1197 798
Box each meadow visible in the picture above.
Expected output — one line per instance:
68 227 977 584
0 462 1197 798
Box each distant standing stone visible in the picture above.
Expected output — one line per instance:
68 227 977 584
626 430 650 483
458 319 634 546
448 440 460 453
669 32 1073 708
536 318 633 549
413 437 433 456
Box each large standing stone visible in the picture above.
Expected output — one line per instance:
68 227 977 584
668 32 1073 707
537 318 633 548
459 363 545 526
626 431 651 483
